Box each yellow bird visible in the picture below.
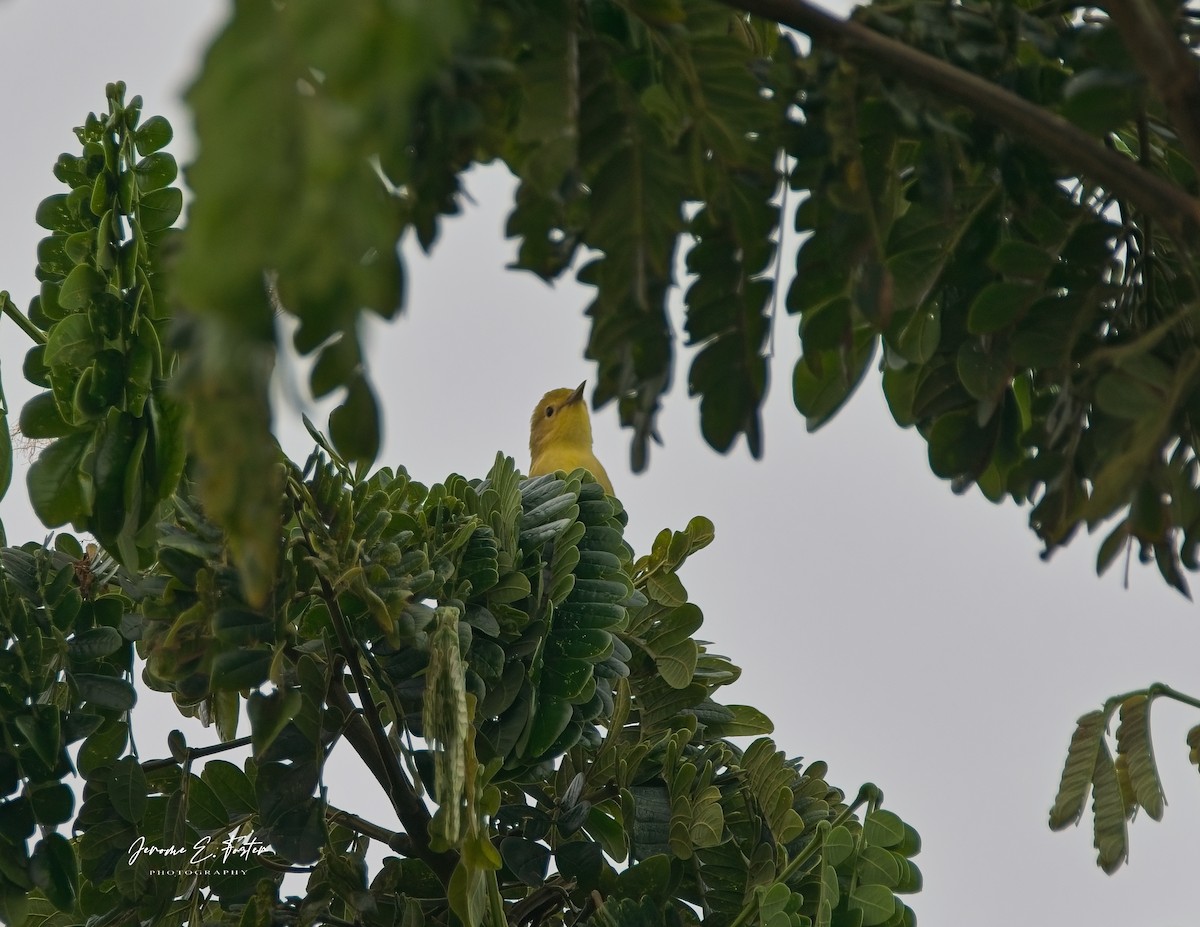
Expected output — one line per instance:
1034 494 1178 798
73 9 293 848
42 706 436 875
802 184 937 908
528 382 614 495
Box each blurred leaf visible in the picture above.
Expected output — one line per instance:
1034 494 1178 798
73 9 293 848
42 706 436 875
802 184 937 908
793 330 878 430
329 375 381 465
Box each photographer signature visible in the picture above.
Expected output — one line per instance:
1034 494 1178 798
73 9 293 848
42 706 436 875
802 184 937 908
128 833 270 867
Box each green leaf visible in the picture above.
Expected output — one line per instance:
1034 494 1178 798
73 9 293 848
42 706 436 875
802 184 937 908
18 392 72 439
863 809 904 848
0 408 10 505
310 335 361 399
329 376 381 465
107 755 149 823
1062 69 1141 134
28 431 94 527
138 187 182 232
29 834 78 913
36 194 78 233
857 846 901 888
848 884 898 927
201 760 257 817
824 825 855 867
43 314 97 367
29 783 74 827
1114 694 1164 821
967 281 1037 334
500 836 550 886
988 240 1056 280
77 721 129 780
57 265 105 313
186 773 231 831
1095 368 1164 420
247 687 302 755
134 115 174 156
793 330 878 431
1049 710 1106 830
522 699 573 760
612 854 671 903
68 626 125 662
134 152 178 193
702 704 774 738
210 648 272 691
0 892 27 927
894 305 941 365
71 673 137 711
14 707 61 769
955 340 1010 401
927 409 995 480
1091 739 1128 873
886 248 943 313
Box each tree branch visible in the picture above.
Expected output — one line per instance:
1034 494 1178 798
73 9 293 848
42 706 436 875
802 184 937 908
1104 0 1200 171
327 804 415 854
0 290 47 346
287 474 458 881
141 735 253 772
322 594 458 883
717 0 1200 241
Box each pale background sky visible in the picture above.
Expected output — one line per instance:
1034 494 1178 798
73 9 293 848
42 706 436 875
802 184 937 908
0 2 1196 924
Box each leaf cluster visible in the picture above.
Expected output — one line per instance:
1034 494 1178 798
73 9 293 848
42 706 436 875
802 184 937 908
786 0 1200 593
5 82 184 569
156 0 1200 599
1049 683 1200 874
0 538 138 924
0 442 923 927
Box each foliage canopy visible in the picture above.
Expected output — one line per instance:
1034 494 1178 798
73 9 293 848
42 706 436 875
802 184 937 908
6 0 1200 921
0 62 922 927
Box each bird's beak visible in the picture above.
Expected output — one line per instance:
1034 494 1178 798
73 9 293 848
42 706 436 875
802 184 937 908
567 381 586 405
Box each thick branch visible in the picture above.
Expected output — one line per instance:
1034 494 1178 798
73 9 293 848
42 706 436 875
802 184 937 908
718 0 1200 241
327 804 415 854
1104 0 1200 171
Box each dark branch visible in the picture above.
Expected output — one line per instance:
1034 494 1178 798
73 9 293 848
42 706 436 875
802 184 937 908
142 735 253 772
322 586 458 883
327 804 415 854
717 0 1200 241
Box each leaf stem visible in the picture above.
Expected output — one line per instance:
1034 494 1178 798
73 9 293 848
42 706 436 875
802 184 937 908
141 735 253 772
0 291 47 346
1147 682 1200 712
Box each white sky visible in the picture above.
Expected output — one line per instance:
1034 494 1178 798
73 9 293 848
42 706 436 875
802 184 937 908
0 2 1196 924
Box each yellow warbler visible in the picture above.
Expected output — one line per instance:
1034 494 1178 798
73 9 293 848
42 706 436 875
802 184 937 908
528 382 614 495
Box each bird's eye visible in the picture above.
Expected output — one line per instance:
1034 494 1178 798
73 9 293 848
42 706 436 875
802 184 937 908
545 406 555 417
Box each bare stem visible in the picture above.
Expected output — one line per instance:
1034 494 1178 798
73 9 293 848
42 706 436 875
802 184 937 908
141 735 253 773
1 291 47 346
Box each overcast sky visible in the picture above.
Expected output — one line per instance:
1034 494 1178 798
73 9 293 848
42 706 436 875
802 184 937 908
1 2 1197 924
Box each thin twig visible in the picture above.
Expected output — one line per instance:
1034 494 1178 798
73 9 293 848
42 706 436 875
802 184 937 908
141 735 253 773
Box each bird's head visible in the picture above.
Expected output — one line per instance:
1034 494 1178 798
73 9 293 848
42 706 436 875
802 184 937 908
529 381 593 455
